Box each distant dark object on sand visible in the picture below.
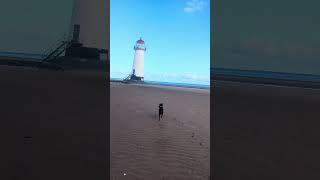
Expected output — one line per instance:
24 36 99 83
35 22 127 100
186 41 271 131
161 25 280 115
159 103 164 121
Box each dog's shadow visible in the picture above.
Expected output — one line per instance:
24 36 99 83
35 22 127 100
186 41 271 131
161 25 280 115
149 113 158 120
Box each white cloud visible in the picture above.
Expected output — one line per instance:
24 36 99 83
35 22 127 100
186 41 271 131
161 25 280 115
145 72 210 85
184 0 207 13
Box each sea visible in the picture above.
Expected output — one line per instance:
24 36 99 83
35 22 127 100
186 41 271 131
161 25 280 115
0 51 45 61
212 68 320 82
2 51 319 88
110 78 210 89
111 68 320 89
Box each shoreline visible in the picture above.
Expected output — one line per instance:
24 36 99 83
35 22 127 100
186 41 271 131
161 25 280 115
110 81 210 93
110 79 210 90
212 68 320 89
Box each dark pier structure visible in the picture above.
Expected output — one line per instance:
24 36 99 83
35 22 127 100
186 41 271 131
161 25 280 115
0 24 108 72
65 24 106 60
42 24 108 71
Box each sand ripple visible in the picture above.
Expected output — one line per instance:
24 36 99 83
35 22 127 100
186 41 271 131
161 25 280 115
111 83 210 180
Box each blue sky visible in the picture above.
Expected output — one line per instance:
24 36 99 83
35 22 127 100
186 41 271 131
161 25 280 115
110 0 210 85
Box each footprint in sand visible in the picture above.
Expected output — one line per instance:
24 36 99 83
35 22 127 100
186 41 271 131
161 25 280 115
173 117 182 125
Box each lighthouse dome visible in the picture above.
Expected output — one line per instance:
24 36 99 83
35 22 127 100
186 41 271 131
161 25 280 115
136 38 145 44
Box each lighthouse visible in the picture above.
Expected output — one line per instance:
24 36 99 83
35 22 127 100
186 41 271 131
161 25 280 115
69 0 108 50
65 0 108 60
130 37 146 81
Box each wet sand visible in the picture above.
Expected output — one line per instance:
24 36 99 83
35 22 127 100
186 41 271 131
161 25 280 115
111 82 210 180
0 65 108 180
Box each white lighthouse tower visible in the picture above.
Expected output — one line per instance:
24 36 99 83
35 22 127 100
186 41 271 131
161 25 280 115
130 37 146 81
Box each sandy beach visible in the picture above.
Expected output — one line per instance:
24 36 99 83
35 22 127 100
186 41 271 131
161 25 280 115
212 80 320 180
4 63 320 179
0 65 108 180
111 82 210 180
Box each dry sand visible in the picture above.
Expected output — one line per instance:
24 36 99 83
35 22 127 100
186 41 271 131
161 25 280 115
212 80 320 180
0 65 108 180
111 82 210 180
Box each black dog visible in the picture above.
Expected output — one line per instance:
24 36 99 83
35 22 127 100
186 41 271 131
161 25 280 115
159 103 164 121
